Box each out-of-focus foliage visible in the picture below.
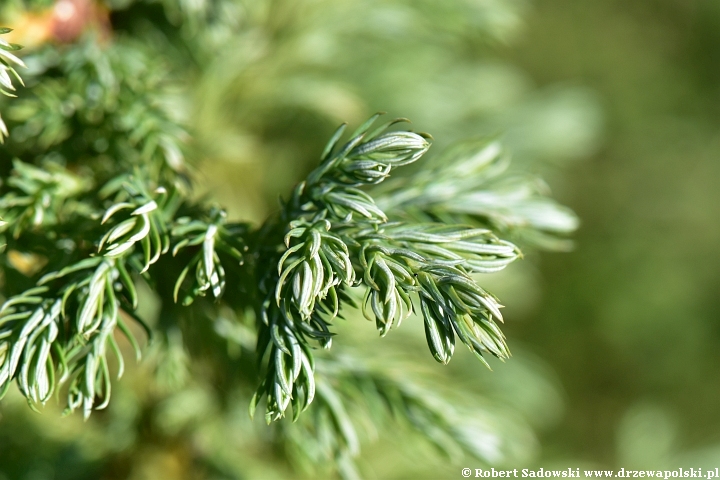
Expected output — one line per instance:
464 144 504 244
0 1 613 480
377 140 579 251
174 0 601 223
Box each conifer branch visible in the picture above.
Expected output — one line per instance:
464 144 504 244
0 177 176 416
0 106 566 430
251 115 523 422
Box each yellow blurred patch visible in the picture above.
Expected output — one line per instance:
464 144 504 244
7 249 48 276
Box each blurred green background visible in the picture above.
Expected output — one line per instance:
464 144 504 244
1 0 720 478
503 0 720 469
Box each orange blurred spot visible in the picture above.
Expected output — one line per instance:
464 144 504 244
5 0 110 48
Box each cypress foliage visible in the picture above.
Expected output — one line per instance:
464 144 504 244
0 2 583 477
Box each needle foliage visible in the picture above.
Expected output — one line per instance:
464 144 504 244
0 2 582 478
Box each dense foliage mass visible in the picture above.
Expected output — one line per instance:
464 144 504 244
0 1 601 478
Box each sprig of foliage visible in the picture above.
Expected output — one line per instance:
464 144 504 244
0 258 140 417
0 27 24 143
171 208 248 306
376 140 580 250
0 160 91 238
251 115 524 423
0 178 176 417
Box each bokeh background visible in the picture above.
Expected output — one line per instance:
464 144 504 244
1 0 720 478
